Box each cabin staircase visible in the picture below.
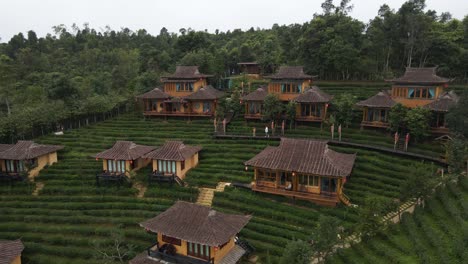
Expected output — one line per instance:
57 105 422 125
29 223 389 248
196 182 231 207
32 182 44 196
174 176 187 187
338 192 351 206
395 129 408 151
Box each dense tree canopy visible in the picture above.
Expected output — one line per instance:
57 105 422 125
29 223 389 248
0 0 466 142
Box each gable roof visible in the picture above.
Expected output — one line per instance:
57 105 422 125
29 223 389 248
294 86 333 103
356 90 396 108
93 141 155 160
140 201 251 246
265 66 314 80
388 67 450 84
184 86 224 100
245 138 356 177
162 66 213 79
143 141 202 161
136 88 170 99
424 91 459 112
0 141 63 160
0 239 24 264
242 87 268 101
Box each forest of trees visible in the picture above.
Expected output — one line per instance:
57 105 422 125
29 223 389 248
0 0 467 141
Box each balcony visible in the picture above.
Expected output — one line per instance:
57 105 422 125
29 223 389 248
143 110 213 117
95 171 128 186
296 115 324 122
244 113 262 120
252 182 339 206
148 171 177 184
147 242 214 264
0 171 26 182
360 120 390 128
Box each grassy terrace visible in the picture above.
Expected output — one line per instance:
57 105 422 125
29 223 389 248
327 177 468 264
0 111 448 263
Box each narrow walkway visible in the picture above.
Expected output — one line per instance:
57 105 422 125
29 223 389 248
311 199 418 264
196 182 231 207
32 182 44 196
133 182 147 198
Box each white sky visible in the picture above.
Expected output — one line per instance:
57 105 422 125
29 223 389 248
0 0 467 42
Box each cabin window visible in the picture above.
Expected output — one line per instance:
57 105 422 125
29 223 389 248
408 87 435 99
281 83 301 93
107 160 126 173
181 161 185 171
162 235 181 246
187 242 210 260
5 160 25 173
158 160 176 174
176 83 194 92
301 104 322 117
248 102 262 114
257 170 276 182
203 102 211 113
299 175 319 186
431 112 447 128
366 109 388 122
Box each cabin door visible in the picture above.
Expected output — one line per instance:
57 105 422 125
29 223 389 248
165 103 173 113
321 177 337 194
280 172 292 189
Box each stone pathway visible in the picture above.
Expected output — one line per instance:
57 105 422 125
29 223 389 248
32 182 44 196
196 182 231 207
133 182 147 198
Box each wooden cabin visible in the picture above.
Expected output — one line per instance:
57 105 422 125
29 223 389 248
0 239 24 264
424 91 459 134
293 86 333 122
264 66 315 101
357 67 457 134
0 141 63 181
130 201 251 264
244 138 356 206
356 90 396 129
136 66 224 117
242 87 268 120
242 66 332 123
143 141 201 185
238 62 261 75
93 141 155 185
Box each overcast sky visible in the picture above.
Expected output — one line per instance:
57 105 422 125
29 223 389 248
1 0 467 42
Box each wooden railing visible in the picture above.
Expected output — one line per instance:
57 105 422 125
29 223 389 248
360 120 390 128
147 242 214 264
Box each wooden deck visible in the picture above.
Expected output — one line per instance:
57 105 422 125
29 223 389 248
360 121 390 128
296 116 324 122
430 127 450 135
244 114 262 120
0 172 26 182
252 184 339 207
143 111 213 117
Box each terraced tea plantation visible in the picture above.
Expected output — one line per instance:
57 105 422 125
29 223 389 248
327 177 468 264
0 112 445 263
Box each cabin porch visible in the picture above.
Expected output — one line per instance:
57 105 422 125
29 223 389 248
95 171 129 186
147 241 214 264
252 169 344 206
147 171 185 186
0 171 26 181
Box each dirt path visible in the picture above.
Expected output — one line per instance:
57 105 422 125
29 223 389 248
133 182 147 198
32 182 44 196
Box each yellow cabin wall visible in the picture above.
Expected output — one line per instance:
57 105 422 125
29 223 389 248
267 80 312 101
151 153 199 179
157 233 235 264
157 233 187 256
11 255 21 264
212 238 235 263
191 101 215 114
29 152 58 178
0 160 5 172
164 79 207 97
390 85 445 108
